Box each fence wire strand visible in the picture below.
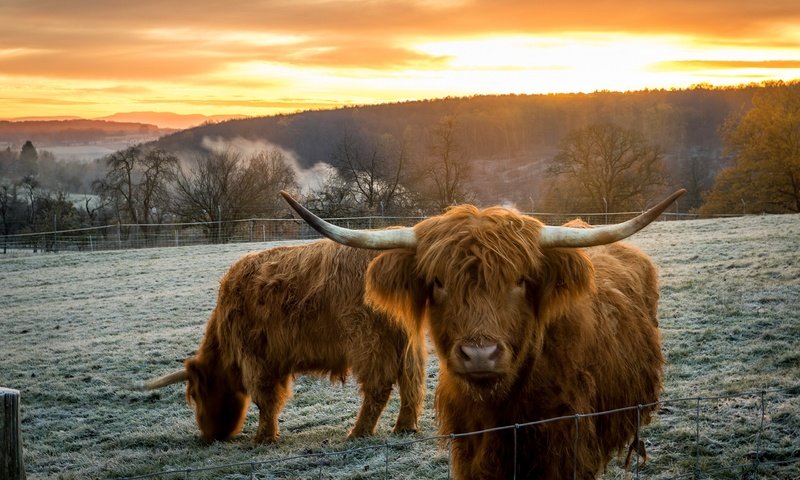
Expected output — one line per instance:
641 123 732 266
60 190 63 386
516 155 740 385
2 211 699 254
115 384 799 480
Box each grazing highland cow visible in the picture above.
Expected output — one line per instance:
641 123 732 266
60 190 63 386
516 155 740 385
281 189 685 479
139 240 426 444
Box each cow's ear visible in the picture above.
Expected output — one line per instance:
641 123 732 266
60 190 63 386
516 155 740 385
532 248 595 320
365 249 426 333
184 357 206 404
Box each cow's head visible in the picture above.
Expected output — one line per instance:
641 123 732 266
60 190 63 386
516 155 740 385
138 355 250 441
281 190 684 398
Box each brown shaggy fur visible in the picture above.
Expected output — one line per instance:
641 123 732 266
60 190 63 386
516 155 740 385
184 240 426 443
364 207 663 479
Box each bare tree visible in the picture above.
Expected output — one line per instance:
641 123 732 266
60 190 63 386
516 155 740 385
248 149 298 215
330 131 411 215
673 152 717 211
546 123 666 213
421 116 474 212
171 148 297 242
30 192 81 251
139 149 178 224
0 184 11 235
81 195 104 225
93 146 178 225
0 183 21 253
19 175 39 224
304 170 355 217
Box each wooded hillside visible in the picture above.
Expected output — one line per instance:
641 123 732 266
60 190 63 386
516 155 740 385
153 86 759 210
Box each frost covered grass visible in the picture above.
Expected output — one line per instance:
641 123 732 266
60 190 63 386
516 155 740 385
1 214 798 479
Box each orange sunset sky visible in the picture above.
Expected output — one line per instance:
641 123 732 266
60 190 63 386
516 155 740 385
1 0 799 120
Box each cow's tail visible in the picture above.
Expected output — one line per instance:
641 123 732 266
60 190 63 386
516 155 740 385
395 331 427 432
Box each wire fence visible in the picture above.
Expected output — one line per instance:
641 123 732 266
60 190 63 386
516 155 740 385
116 384 799 480
1 211 706 254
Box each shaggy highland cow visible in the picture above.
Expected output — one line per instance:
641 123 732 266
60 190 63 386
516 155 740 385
281 189 684 479
139 240 426 444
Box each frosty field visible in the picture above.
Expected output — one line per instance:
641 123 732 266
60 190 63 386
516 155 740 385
1 214 799 479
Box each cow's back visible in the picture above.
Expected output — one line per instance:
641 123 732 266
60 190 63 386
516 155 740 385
497 240 663 477
210 240 402 377
584 241 663 468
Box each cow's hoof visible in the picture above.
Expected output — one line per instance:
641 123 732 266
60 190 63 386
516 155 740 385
252 433 279 445
392 425 419 435
347 428 373 439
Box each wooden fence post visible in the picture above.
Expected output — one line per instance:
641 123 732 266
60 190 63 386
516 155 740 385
1 387 26 480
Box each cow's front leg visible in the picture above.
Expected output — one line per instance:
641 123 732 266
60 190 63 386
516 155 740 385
393 341 425 434
250 375 292 444
349 383 392 438
393 394 421 434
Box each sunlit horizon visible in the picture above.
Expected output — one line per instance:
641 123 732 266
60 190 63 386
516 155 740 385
1 1 798 120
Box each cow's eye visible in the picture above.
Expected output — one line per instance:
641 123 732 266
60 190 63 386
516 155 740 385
432 278 447 304
511 277 527 297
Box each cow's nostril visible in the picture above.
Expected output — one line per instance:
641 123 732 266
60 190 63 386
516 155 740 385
488 344 501 360
457 345 472 361
459 344 500 363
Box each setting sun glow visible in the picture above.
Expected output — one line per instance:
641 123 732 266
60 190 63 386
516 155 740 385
0 1 798 120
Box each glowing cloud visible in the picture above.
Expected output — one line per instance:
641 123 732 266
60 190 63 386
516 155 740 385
0 1 798 119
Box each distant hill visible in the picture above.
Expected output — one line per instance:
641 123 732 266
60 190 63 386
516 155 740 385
0 119 164 136
0 112 245 162
2 115 85 122
0 119 176 162
97 112 246 130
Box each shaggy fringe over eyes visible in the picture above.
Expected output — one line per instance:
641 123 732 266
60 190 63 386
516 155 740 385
364 205 597 330
414 205 545 294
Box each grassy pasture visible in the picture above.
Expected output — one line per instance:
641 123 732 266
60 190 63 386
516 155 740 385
1 214 798 479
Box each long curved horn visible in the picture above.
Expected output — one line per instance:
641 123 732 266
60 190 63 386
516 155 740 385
280 191 417 249
539 189 686 248
131 369 189 391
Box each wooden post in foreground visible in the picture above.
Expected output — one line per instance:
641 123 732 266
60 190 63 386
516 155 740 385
1 387 26 480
